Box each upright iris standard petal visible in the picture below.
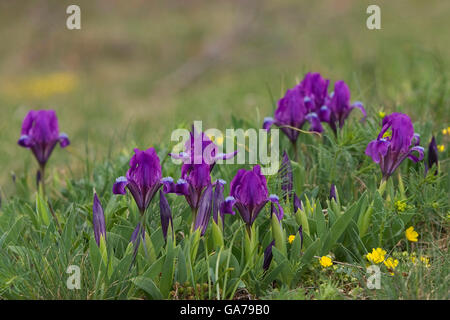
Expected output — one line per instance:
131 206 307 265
426 136 439 175
365 113 424 179
17 109 70 166
112 148 162 213
93 192 106 247
263 240 275 272
159 190 173 241
301 72 330 109
327 81 366 131
170 126 237 169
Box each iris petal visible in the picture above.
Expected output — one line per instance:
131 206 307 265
112 176 128 195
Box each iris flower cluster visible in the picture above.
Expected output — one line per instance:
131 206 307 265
263 72 366 147
17 79 432 271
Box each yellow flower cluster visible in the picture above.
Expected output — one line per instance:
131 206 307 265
383 257 399 270
366 248 386 264
410 254 431 268
437 144 445 152
395 200 407 212
405 226 418 242
378 111 386 119
319 256 333 268
288 235 296 244
420 256 430 268
442 127 450 135
7 72 78 99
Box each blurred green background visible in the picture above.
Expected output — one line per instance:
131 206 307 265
0 0 449 189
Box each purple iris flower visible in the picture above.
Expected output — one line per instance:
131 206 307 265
92 192 106 247
293 193 302 213
320 81 366 133
298 225 303 249
301 72 330 111
263 240 275 272
426 136 439 175
113 148 163 214
365 113 424 179
329 184 337 201
18 109 70 168
263 73 326 144
270 195 284 222
212 179 235 229
221 165 284 231
165 127 237 233
170 126 237 169
163 163 211 212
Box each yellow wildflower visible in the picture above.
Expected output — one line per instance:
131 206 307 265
395 200 407 212
405 226 418 242
24 72 78 99
319 256 333 268
383 257 399 270
437 145 445 152
420 256 430 268
288 235 296 244
366 248 386 264
443 128 448 135
378 111 386 119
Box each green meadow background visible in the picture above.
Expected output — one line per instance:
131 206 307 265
0 0 449 190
